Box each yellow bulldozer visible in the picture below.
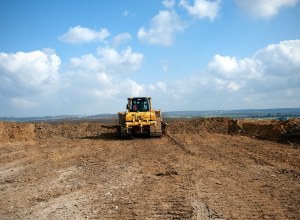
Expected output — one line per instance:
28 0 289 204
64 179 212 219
117 97 163 138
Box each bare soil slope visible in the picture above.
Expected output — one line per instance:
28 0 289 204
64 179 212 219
0 118 299 219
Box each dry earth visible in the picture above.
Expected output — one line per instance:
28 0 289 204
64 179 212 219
0 118 299 219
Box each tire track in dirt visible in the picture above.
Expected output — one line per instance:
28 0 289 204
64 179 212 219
164 131 299 219
1 119 299 219
87 137 214 219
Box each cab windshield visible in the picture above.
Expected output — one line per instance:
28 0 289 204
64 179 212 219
131 98 150 112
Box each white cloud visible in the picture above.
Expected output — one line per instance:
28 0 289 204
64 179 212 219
201 39 300 106
121 79 144 97
64 71 111 98
1 40 299 115
70 54 105 72
208 54 264 79
69 46 143 74
179 0 221 20
209 39 299 82
208 39 300 88
59 68 145 114
148 39 300 110
149 81 167 92
97 46 144 73
137 10 186 46
61 46 145 112
208 55 239 77
112 32 132 48
90 80 142 100
59 25 110 44
0 47 144 115
11 97 39 109
255 39 300 75
0 50 60 96
235 0 299 19
227 81 242 91
214 78 243 91
162 0 176 8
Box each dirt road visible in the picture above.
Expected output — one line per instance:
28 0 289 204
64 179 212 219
0 119 299 219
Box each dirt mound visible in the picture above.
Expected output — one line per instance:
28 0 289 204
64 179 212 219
1 118 299 144
0 122 35 142
168 117 300 145
34 122 114 139
230 118 300 144
168 117 232 134
0 122 116 142
275 118 300 144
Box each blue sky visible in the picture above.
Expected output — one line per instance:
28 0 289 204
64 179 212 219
0 0 300 117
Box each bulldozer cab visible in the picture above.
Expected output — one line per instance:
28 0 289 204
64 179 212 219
128 97 150 112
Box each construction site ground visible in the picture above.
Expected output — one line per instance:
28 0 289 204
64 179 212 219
0 118 299 219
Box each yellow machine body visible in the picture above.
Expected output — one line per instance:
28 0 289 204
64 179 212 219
118 97 162 137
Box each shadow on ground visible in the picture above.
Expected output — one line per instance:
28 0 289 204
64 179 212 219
81 133 158 140
80 132 119 140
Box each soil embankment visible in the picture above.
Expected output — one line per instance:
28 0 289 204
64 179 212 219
0 118 299 219
1 118 300 144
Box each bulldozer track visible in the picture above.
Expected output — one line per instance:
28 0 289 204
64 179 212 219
165 133 196 156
